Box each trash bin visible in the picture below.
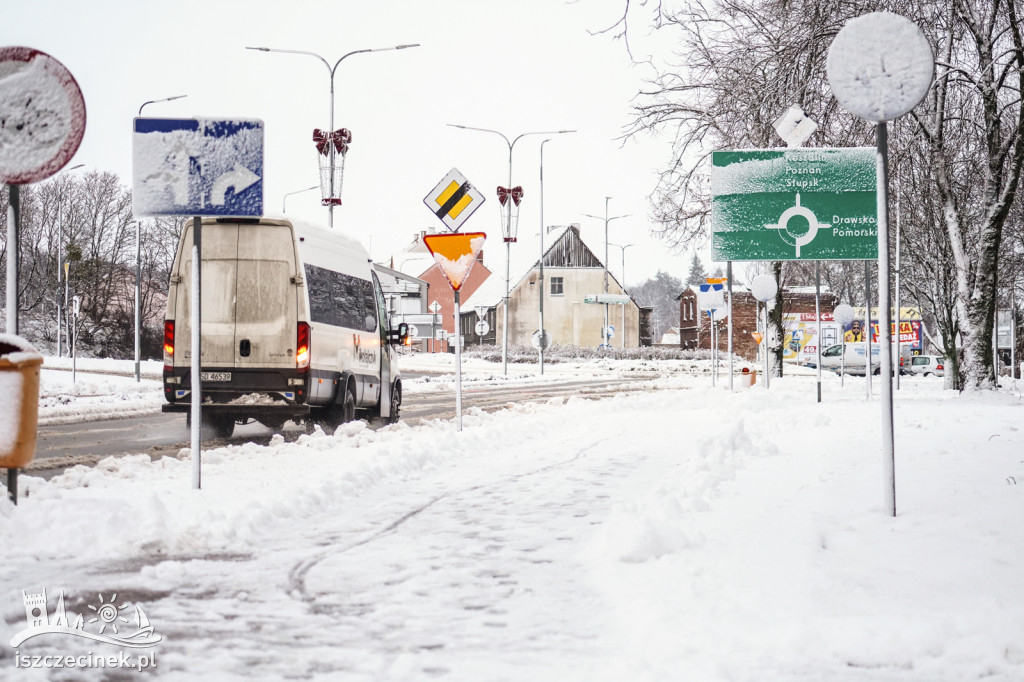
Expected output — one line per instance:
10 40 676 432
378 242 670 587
0 335 44 469
739 366 757 388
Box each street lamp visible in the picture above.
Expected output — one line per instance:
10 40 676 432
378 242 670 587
537 135 577 374
447 123 575 375
609 242 634 349
247 43 420 228
138 95 186 117
583 198 630 349
134 95 187 381
54 163 85 358
282 185 319 213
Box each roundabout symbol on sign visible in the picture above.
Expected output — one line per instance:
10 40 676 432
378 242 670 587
764 192 830 258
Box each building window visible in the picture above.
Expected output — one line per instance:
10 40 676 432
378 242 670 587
550 277 564 295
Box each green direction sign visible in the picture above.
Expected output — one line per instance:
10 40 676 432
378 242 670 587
712 148 877 261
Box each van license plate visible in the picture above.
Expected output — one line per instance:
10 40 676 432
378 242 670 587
201 372 231 382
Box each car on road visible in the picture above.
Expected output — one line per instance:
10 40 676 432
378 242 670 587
905 354 945 377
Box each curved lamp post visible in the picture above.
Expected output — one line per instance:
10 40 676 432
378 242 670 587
447 124 575 375
247 44 420 228
134 95 186 381
55 163 85 358
609 242 634 348
282 185 319 213
583 198 630 349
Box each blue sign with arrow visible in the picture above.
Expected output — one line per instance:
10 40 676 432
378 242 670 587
132 117 263 217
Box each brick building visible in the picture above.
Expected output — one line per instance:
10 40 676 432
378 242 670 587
677 285 837 361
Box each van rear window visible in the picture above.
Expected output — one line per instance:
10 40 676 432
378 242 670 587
305 264 377 331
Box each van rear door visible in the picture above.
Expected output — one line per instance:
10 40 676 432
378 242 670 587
175 221 298 370
233 223 299 369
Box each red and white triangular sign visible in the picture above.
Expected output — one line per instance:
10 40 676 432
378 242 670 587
422 232 487 291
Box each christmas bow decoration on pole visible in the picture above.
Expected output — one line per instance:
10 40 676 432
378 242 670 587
496 186 524 206
313 128 353 156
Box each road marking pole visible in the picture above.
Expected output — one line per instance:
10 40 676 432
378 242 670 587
190 217 202 489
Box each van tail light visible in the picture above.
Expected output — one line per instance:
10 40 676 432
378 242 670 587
163 320 175 371
296 322 310 372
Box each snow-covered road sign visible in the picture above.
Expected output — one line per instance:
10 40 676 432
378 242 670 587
423 167 485 232
711 148 877 261
422 232 487 291
132 118 263 217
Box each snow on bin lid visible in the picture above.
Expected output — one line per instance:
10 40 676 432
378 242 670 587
0 334 42 367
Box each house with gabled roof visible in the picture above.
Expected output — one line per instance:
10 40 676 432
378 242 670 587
465 225 642 349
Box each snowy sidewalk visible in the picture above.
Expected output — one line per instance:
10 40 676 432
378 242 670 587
2 370 1023 681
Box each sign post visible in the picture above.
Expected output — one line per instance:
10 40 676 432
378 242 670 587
0 47 86 504
132 117 264 490
751 274 778 388
421 232 487 432
827 11 934 517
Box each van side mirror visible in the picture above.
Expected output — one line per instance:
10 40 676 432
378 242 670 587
388 322 409 345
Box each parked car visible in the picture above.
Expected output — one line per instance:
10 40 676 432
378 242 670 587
817 342 913 376
905 354 945 377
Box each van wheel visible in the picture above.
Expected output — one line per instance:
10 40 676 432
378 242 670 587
340 387 357 423
199 413 235 439
314 386 357 431
384 383 401 424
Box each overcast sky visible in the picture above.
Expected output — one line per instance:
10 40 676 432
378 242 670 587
8 0 701 285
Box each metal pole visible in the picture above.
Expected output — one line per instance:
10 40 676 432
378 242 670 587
727 262 734 390
6 468 16 505
1012 282 1017 381
865 261 872 401
5 185 19 336
190 216 203 490
710 311 716 387
895 193 902 390
283 185 318 213
876 122 896 517
454 289 463 431
604 198 610 348
72 304 77 384
64 262 69 359
247 46 419 228
622 246 630 349
763 302 770 389
135 220 141 382
56 191 62 357
539 141 548 374
815 261 822 403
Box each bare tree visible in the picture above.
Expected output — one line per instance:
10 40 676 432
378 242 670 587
612 0 1024 388
908 0 1024 389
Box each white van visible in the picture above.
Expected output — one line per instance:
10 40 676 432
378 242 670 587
161 217 407 437
818 342 913 375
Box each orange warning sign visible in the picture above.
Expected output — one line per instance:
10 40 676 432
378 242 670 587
422 232 487 291
752 332 764 344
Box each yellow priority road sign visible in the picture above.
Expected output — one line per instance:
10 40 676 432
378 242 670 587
423 167 486 232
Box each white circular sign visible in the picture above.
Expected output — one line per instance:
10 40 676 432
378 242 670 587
407 325 419 338
826 13 934 122
751 274 779 302
475 320 490 336
0 47 86 184
531 329 551 350
833 303 855 326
